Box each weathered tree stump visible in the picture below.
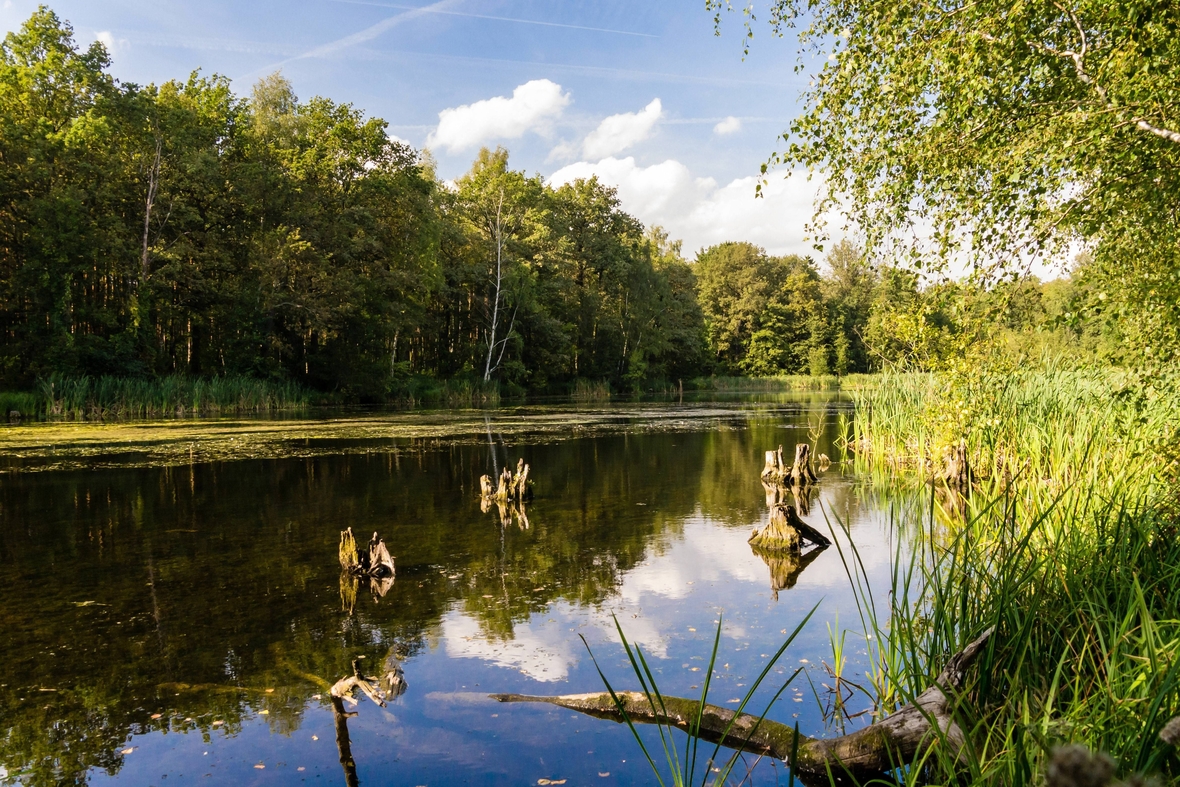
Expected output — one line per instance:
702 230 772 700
748 504 831 551
816 453 831 470
338 527 395 578
480 458 533 504
492 627 996 780
941 439 971 488
790 443 818 486
761 445 788 482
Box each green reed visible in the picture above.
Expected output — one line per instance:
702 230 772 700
835 366 1180 784
572 379 612 401
688 374 878 392
28 373 310 420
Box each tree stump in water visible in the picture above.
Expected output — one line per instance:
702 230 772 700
941 440 971 487
338 527 395 578
749 504 832 551
761 445 788 482
480 458 533 504
790 443 819 486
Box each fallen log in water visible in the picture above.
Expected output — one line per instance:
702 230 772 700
492 627 996 779
749 504 832 551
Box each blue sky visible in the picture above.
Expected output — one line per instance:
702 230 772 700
2 1 831 258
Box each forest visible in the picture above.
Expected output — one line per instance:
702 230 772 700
0 9 1131 407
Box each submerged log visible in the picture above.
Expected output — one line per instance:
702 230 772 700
492 627 996 779
749 504 832 551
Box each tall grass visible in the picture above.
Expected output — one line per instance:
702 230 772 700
837 366 1180 783
689 374 878 392
25 373 310 420
572 379 612 401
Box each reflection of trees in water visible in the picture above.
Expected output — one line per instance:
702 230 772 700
0 401 861 785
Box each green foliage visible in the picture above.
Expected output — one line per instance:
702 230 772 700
28 373 308 418
712 0 1180 358
0 9 711 401
841 368 1180 783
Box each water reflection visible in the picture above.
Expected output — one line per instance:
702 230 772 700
0 398 912 786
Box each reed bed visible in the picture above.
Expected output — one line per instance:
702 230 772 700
837 366 1180 784
689 374 877 392
27 373 310 420
572 379 612 401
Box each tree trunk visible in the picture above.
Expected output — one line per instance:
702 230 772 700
484 190 505 382
491 627 995 779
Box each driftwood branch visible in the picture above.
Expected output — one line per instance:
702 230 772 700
491 627 995 777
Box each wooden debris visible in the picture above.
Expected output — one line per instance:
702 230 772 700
492 627 996 779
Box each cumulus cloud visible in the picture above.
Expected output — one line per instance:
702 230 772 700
581 98 663 159
713 116 742 135
428 79 570 154
549 156 827 257
95 31 124 54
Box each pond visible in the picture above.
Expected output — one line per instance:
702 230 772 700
0 396 913 786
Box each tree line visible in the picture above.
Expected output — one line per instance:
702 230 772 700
0 9 1122 401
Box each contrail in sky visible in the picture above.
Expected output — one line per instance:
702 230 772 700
243 0 465 78
328 0 657 38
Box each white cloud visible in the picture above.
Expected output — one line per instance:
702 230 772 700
582 98 662 159
95 31 122 54
549 156 827 257
713 116 742 136
428 79 570 154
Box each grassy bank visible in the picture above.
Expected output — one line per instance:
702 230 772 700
841 367 1180 783
5 374 311 420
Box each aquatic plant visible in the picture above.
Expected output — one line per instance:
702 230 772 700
572 379 612 401
28 373 310 420
833 366 1180 784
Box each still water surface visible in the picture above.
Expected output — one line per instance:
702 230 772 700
0 397 909 786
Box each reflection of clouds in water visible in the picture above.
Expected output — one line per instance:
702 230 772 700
440 492 896 681
441 611 575 682
619 516 765 603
